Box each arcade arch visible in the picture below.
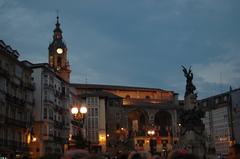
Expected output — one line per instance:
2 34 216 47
154 110 172 136
128 109 149 136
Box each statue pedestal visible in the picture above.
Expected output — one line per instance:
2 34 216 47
179 93 206 159
179 131 206 158
184 94 197 110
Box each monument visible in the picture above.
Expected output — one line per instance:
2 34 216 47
179 66 206 158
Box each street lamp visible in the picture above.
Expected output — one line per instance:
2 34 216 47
148 130 156 154
70 104 88 149
147 130 155 136
71 104 87 122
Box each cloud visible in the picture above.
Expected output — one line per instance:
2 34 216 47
192 42 240 98
0 0 240 100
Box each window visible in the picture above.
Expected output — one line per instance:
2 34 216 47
116 112 120 120
11 108 16 119
49 109 53 120
126 95 130 99
203 101 207 107
215 98 219 104
145 96 150 99
223 96 228 102
94 108 98 116
43 125 48 136
44 108 48 119
15 65 22 78
49 127 53 136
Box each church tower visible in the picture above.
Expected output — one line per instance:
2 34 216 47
48 16 71 82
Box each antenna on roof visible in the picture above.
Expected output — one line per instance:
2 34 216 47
219 72 223 93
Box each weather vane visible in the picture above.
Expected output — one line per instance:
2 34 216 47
56 9 60 18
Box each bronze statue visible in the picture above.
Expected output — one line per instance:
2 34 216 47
182 65 196 97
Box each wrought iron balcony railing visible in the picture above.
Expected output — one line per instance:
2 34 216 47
0 138 28 151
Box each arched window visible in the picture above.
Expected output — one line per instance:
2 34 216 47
57 57 62 67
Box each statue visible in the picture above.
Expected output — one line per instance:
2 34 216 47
182 65 196 97
179 66 207 159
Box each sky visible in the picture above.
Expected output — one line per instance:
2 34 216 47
0 0 240 99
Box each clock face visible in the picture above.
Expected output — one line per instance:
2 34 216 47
56 48 63 54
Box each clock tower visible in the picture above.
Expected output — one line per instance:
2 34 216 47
48 16 71 82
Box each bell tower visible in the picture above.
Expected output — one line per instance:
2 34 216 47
48 16 71 82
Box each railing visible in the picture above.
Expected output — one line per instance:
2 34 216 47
23 82 35 90
0 138 28 151
43 83 54 90
5 94 26 107
54 120 64 129
44 99 54 105
123 98 173 105
0 67 9 77
5 116 28 128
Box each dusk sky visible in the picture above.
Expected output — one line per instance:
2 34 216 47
1 0 240 99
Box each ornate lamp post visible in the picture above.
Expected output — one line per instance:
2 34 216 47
69 104 88 149
71 105 87 124
148 130 156 154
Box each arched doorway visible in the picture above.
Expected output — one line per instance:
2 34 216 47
128 109 149 137
154 111 172 137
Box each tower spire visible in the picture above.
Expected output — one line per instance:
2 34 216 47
54 13 62 34
48 15 71 82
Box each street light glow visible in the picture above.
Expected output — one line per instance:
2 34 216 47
80 106 87 114
71 107 78 114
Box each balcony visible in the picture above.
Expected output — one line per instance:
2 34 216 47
5 94 26 107
0 67 9 77
4 116 28 128
43 99 54 105
0 115 4 124
23 82 35 91
54 120 64 129
0 138 28 151
43 83 54 90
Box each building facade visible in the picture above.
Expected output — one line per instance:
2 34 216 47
230 88 240 144
0 40 35 158
199 89 240 157
72 84 180 155
28 63 70 158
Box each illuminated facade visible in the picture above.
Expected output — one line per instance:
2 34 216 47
29 63 70 158
71 84 180 155
0 40 35 158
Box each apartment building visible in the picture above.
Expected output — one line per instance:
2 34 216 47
27 63 70 158
0 40 35 158
200 91 235 157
